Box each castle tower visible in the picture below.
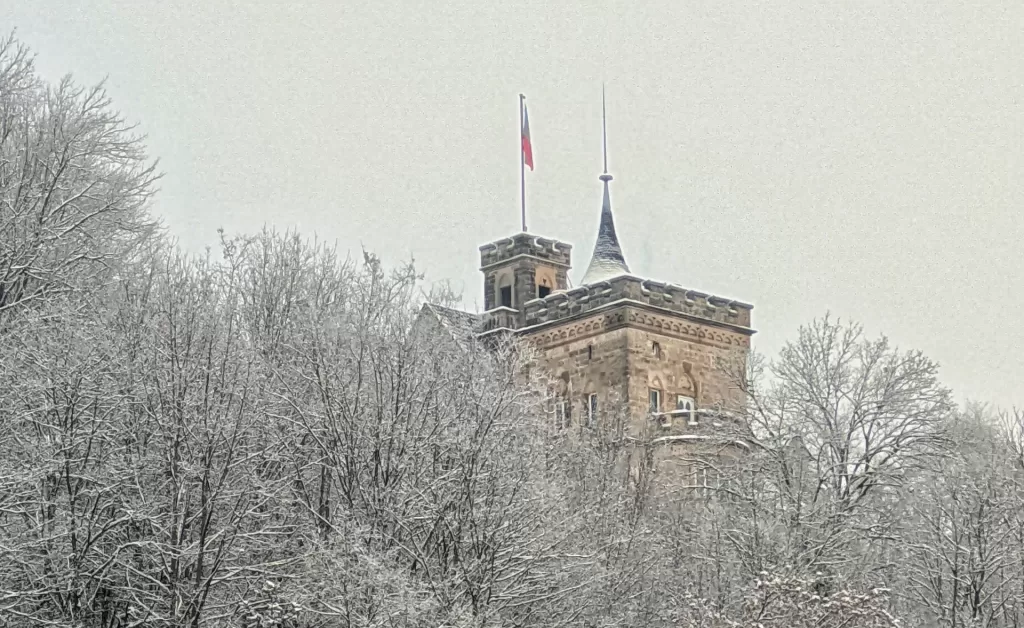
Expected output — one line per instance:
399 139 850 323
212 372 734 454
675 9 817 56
478 233 572 331
422 92 755 492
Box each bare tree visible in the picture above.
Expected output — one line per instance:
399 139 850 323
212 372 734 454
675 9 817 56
725 317 954 592
0 32 159 322
232 228 627 627
0 247 285 626
885 405 1024 627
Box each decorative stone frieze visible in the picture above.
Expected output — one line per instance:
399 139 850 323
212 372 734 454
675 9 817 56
524 304 750 350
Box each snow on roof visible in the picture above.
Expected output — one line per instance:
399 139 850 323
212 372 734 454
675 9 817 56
420 303 481 344
581 176 631 285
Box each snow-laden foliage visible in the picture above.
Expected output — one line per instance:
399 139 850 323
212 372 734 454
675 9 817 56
0 33 159 322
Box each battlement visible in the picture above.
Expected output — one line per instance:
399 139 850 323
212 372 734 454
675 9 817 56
522 274 753 330
479 233 572 270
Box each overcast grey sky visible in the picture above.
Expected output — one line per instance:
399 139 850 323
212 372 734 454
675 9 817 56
4 1 1022 409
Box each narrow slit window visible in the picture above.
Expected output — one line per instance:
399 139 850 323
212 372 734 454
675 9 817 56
555 398 571 428
652 342 662 358
587 344 593 360
586 393 598 426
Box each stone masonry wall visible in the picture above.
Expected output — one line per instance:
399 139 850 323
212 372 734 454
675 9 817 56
525 305 748 437
523 302 752 497
625 323 749 496
625 326 747 422
529 321 631 431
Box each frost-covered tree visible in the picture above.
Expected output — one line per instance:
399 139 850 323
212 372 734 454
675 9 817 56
0 32 159 322
886 406 1024 627
729 317 954 580
0 225 646 626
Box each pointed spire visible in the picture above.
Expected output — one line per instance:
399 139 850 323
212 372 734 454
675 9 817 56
582 86 631 285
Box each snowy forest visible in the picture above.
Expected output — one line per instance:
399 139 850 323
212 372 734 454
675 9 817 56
3 33 1024 627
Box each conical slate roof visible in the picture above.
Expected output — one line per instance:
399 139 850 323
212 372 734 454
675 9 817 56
581 173 630 284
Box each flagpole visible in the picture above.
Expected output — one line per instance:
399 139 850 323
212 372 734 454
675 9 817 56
519 93 527 233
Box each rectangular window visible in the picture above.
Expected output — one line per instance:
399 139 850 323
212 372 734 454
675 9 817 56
586 393 598 426
555 398 571 428
538 285 551 298
500 286 513 308
649 388 661 414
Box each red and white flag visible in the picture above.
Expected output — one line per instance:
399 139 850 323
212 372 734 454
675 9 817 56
521 105 534 170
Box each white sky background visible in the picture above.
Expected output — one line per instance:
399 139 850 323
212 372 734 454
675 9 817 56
3 1 1022 410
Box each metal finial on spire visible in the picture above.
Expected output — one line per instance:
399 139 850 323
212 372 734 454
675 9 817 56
602 83 609 176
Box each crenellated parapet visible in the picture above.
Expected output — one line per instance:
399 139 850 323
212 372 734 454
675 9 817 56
479 233 572 270
521 274 753 331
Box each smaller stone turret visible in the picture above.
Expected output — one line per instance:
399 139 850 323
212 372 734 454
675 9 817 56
479 233 571 331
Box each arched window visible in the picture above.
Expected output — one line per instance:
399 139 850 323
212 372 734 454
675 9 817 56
555 397 571 428
676 395 696 424
552 373 571 428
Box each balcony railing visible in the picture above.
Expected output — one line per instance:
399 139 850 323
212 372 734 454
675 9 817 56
650 407 742 430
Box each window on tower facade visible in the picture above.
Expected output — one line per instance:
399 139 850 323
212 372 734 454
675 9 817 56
587 344 593 360
586 393 598 426
538 279 551 299
652 342 662 358
497 273 514 308
649 388 661 414
676 395 696 424
555 398 571 428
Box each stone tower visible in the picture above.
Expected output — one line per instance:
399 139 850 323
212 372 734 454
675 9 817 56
419 99 755 490
479 234 572 330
